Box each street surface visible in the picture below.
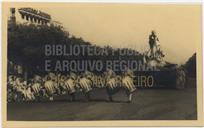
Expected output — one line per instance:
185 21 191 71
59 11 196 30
7 82 197 121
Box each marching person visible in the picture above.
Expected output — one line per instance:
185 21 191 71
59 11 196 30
57 75 67 95
31 76 43 98
104 68 116 82
64 72 78 101
44 76 55 101
124 68 135 78
77 71 93 101
122 69 136 102
84 70 93 80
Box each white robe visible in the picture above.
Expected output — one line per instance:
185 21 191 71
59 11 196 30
64 79 77 94
122 76 136 93
79 78 92 93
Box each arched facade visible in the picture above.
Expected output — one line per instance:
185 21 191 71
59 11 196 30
18 8 51 25
8 8 52 26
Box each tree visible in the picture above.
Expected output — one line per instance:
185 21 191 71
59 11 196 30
8 23 142 76
185 53 196 77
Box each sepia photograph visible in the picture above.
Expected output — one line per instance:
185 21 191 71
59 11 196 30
1 2 203 127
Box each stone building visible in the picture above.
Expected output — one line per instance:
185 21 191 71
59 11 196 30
8 7 61 27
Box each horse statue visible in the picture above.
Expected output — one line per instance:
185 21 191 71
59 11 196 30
143 30 166 67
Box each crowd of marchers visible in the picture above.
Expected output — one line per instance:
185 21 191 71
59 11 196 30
7 69 137 103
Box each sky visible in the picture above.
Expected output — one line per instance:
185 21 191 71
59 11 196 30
37 4 201 64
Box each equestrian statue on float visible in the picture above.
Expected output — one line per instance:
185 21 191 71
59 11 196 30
143 30 186 89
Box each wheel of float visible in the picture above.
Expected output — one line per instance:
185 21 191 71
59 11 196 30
175 69 186 89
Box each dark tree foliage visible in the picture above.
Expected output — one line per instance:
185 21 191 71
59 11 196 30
8 23 143 75
185 53 196 77
8 24 69 74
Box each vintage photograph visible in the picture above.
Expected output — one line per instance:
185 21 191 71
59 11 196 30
2 3 203 126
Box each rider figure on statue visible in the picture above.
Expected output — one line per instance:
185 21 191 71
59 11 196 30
149 30 159 58
148 30 164 61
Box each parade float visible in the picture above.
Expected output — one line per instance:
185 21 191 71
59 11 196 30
137 31 186 89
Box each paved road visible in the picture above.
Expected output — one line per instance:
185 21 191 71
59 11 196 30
7 86 197 121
